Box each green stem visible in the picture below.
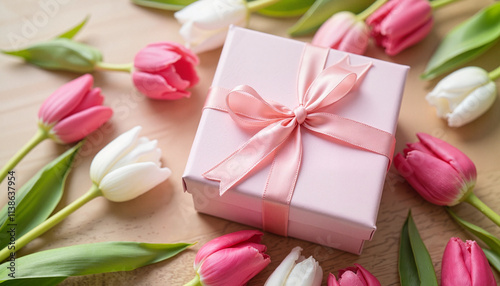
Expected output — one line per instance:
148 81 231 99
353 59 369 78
356 0 388 21
0 185 102 262
246 0 281 12
488 65 500 81
95 62 133 73
463 192 500 228
184 275 202 286
0 129 47 183
430 0 460 10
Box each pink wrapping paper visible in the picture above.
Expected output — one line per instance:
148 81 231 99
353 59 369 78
183 27 408 254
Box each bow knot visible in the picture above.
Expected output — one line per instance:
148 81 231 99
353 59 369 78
293 105 307 125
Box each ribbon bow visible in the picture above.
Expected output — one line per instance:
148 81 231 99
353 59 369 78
203 45 395 236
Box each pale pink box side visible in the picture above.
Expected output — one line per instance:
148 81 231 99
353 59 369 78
183 27 408 254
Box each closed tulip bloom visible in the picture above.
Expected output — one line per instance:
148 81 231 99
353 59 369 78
265 246 322 286
394 133 476 206
328 264 381 286
441 237 496 286
366 0 433 56
38 74 113 143
312 11 369 55
90 126 171 202
186 230 270 286
426 67 497 127
132 42 199 100
174 0 248 54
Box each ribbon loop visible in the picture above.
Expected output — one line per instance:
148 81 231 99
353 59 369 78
203 44 395 236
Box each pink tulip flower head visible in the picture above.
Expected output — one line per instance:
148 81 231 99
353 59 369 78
441 237 496 286
394 133 476 206
132 42 199 100
312 11 369 55
366 0 433 56
38 74 113 144
192 230 270 286
328 264 381 286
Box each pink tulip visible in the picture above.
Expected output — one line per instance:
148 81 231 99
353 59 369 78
366 0 433 56
328 264 381 286
38 74 113 144
312 11 369 55
188 230 270 286
132 42 199 100
441 237 496 286
394 133 476 206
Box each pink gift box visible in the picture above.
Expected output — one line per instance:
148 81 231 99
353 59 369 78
182 27 408 254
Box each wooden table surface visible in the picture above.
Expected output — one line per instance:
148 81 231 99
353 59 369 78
1 0 500 285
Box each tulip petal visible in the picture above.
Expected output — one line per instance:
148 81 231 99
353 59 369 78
327 273 340 286
416 133 477 181
337 21 369 54
90 126 142 184
265 246 302 286
134 46 182 72
199 246 270 286
442 237 474 286
147 41 200 65
157 65 191 91
380 0 432 38
133 71 191 100
99 162 171 202
468 240 497 285
311 12 355 49
173 58 200 87
353 263 381 286
68 87 104 115
337 271 364 286
38 74 93 125
447 81 497 127
51 106 112 144
111 138 162 172
384 18 433 56
285 256 322 286
194 230 263 271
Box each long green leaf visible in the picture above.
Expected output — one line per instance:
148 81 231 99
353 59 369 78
257 0 315 17
407 212 438 286
446 208 500 254
130 0 196 11
56 16 89 39
0 143 82 250
399 213 420 286
421 2 500 80
288 0 374 36
0 241 193 281
482 248 500 273
0 277 66 286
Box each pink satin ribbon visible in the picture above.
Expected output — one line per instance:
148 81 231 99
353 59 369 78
203 44 396 236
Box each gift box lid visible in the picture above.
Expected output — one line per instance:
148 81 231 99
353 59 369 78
183 26 408 241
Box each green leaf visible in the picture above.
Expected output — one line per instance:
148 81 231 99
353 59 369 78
56 16 89 39
257 0 316 18
422 2 500 80
0 241 193 281
130 0 196 11
399 210 438 286
0 277 67 286
288 0 375 36
0 143 82 250
482 248 500 273
446 208 500 254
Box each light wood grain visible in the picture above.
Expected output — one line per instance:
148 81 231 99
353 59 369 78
1 0 500 285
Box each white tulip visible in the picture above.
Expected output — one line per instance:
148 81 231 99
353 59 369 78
174 0 248 54
90 126 171 202
265 246 323 286
426 66 497 127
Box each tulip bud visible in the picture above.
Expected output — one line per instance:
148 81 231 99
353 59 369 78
89 126 171 202
394 133 476 206
327 264 381 286
132 42 199 100
174 0 248 54
366 0 433 56
265 246 322 286
312 11 369 55
188 230 270 286
38 74 113 144
3 38 102 72
426 66 497 127
441 237 496 286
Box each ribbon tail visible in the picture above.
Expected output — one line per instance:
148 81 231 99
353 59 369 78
203 122 295 195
